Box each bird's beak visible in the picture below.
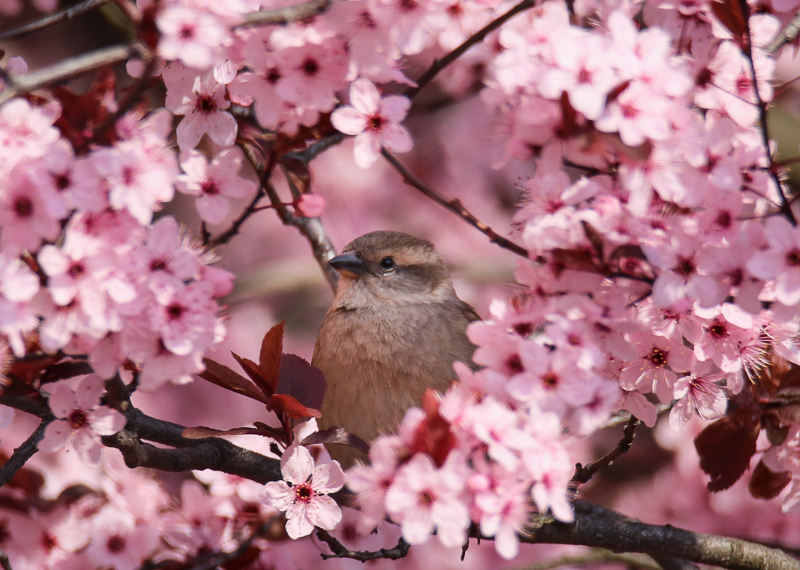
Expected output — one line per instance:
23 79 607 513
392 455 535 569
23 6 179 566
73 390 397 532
329 252 367 279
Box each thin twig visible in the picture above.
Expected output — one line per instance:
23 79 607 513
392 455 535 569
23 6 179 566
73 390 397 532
0 43 145 105
0 0 113 41
570 416 639 487
0 419 51 489
239 144 340 291
381 149 529 258
237 0 330 28
0 551 10 570
766 10 800 54
403 0 535 99
737 0 797 225
316 529 410 561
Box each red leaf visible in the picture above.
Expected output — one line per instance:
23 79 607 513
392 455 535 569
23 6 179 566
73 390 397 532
695 412 759 492
268 394 321 420
748 459 791 500
231 352 274 401
199 358 268 404
52 68 119 151
276 354 326 413
259 322 285 394
407 390 455 467
709 0 748 45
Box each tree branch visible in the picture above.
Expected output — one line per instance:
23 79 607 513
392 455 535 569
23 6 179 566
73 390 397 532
403 0 535 99
316 529 410 561
238 0 331 28
571 415 639 487
0 0 113 41
0 42 146 105
518 509 799 570
380 149 529 258
0 419 51 488
766 10 800 54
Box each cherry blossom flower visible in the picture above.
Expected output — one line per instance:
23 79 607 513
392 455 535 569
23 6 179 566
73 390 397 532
618 331 693 403
85 504 160 570
38 375 127 467
176 147 256 225
156 5 229 70
330 78 413 168
746 216 800 306
385 454 470 548
262 442 345 539
669 364 727 430
172 74 237 151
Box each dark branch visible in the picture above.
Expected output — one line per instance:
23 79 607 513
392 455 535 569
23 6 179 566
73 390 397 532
0 0 113 41
0 43 146 105
518 508 800 570
103 407 282 484
0 419 51 488
571 415 639 486
238 0 330 28
381 149 529 258
316 529 410 561
403 0 535 99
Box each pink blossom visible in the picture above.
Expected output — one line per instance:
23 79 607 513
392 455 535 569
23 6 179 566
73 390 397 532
85 505 160 570
618 332 693 403
148 281 218 357
172 74 237 151
746 216 800 306
0 252 40 356
347 436 404 533
295 194 326 218
276 42 348 112
262 443 345 539
385 454 470 547
38 375 127 467
0 166 63 254
177 147 256 225
331 78 413 168
156 5 229 70
669 364 727 430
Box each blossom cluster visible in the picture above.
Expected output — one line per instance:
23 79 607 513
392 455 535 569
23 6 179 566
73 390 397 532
2 0 800 564
0 96 234 391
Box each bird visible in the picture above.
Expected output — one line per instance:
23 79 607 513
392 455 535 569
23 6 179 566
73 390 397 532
312 231 480 468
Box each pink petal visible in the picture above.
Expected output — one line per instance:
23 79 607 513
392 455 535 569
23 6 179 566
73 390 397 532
73 429 103 467
776 268 800 306
49 383 78 419
206 111 237 147
330 107 367 136
380 123 413 154
284 503 315 539
380 96 410 122
349 78 381 115
308 494 342 530
281 444 313 485
353 132 382 169
38 420 70 453
89 406 126 436
311 461 345 494
75 375 105 410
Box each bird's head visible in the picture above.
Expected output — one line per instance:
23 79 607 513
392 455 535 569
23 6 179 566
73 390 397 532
329 231 456 307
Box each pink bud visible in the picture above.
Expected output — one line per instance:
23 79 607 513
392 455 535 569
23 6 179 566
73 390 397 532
200 266 235 297
295 194 325 218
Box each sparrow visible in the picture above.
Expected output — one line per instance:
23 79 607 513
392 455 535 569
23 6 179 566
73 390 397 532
312 231 480 468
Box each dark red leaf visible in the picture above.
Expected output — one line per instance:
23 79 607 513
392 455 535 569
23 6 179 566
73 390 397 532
301 426 370 454
709 0 748 45
253 421 289 442
259 322 284 394
748 459 792 500
407 390 455 467
52 68 119 151
695 412 759 492
199 358 268 404
268 394 321 420
231 352 273 399
550 248 600 273
276 354 326 413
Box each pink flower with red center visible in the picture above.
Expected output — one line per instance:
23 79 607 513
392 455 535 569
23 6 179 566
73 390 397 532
330 78 413 168
0 165 63 254
747 216 800 307
38 375 126 467
176 147 256 225
669 363 727 429
618 331 694 403
385 453 470 547
262 442 345 539
156 5 229 70
173 74 237 151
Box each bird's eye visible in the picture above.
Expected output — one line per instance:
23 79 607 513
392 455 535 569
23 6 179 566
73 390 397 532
379 257 395 271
